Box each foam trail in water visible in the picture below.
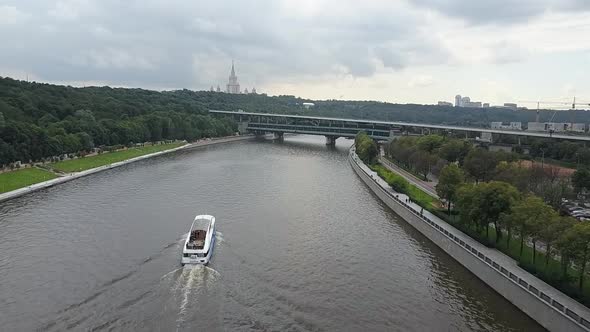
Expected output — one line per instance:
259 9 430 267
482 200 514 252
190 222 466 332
161 267 183 281
171 264 221 326
215 231 224 245
176 266 203 324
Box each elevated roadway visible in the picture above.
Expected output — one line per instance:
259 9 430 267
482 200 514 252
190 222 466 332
209 110 590 143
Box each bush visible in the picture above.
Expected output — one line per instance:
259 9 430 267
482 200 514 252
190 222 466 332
390 176 409 193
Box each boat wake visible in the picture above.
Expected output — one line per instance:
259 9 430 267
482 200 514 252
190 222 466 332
162 264 221 326
215 231 225 245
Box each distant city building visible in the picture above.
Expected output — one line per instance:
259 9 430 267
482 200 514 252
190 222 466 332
461 96 471 106
210 86 214 92
478 132 493 143
527 122 546 132
455 95 462 107
483 103 490 108
491 122 502 129
503 103 518 111
491 122 522 130
226 61 240 94
464 101 482 108
527 122 587 132
302 102 315 109
211 62 260 94
572 123 587 133
438 101 453 106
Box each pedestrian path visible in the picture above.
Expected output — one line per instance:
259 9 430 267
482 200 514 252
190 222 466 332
378 156 439 198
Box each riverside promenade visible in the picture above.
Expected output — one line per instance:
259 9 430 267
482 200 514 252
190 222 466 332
378 156 439 198
0 135 253 203
350 148 590 332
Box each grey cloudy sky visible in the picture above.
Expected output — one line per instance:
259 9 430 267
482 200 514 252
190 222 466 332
1 0 590 105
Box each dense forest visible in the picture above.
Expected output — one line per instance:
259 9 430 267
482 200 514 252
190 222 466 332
2 76 589 167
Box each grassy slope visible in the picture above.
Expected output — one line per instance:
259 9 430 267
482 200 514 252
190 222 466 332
0 168 58 194
51 143 184 173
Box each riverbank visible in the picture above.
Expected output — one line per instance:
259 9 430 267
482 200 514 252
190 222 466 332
50 142 186 173
0 135 253 203
349 148 590 332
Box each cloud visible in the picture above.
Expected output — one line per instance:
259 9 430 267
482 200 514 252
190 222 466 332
0 5 30 25
408 75 434 88
0 0 589 104
408 0 590 25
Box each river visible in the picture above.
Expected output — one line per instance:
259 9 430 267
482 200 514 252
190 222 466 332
0 135 543 331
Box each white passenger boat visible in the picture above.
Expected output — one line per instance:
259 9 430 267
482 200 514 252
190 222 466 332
181 215 216 265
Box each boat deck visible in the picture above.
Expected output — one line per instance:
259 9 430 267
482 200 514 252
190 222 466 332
186 229 206 250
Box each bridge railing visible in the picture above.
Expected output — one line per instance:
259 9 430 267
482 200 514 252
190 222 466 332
247 123 390 139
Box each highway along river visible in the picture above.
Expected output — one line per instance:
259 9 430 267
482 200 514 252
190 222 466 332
0 135 543 331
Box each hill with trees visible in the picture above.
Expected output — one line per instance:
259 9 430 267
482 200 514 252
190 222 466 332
2 76 590 167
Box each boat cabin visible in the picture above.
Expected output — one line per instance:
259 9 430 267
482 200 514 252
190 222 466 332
185 217 212 250
186 229 206 250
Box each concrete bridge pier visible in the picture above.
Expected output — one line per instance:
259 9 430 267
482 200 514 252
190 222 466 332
325 136 338 146
273 132 284 141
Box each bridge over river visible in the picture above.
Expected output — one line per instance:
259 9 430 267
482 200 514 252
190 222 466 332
210 109 590 144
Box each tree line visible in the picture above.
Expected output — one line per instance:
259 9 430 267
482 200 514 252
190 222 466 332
0 77 239 167
354 132 379 165
386 135 589 209
382 134 590 301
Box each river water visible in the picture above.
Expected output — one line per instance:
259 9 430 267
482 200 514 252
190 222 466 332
0 135 543 331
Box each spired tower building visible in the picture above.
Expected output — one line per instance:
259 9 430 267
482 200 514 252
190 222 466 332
226 61 240 94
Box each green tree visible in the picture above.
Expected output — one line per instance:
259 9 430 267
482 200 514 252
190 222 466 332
456 184 479 231
510 196 556 260
410 150 436 180
541 216 574 269
436 164 465 215
439 139 471 164
559 223 590 290
493 161 530 192
463 148 499 183
417 134 444 153
355 131 378 164
572 168 590 193
456 181 519 242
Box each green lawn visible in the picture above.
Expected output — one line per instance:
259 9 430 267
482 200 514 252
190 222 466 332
370 163 437 210
0 168 58 194
50 143 185 173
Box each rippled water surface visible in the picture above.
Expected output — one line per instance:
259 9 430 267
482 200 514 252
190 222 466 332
0 136 543 331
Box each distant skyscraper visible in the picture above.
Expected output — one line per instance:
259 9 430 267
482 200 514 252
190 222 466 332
216 85 221 92
210 86 214 92
226 61 240 94
252 87 257 94
455 95 462 107
244 88 249 94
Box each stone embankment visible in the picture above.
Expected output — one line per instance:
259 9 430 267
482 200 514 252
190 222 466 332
349 148 590 332
0 135 253 203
